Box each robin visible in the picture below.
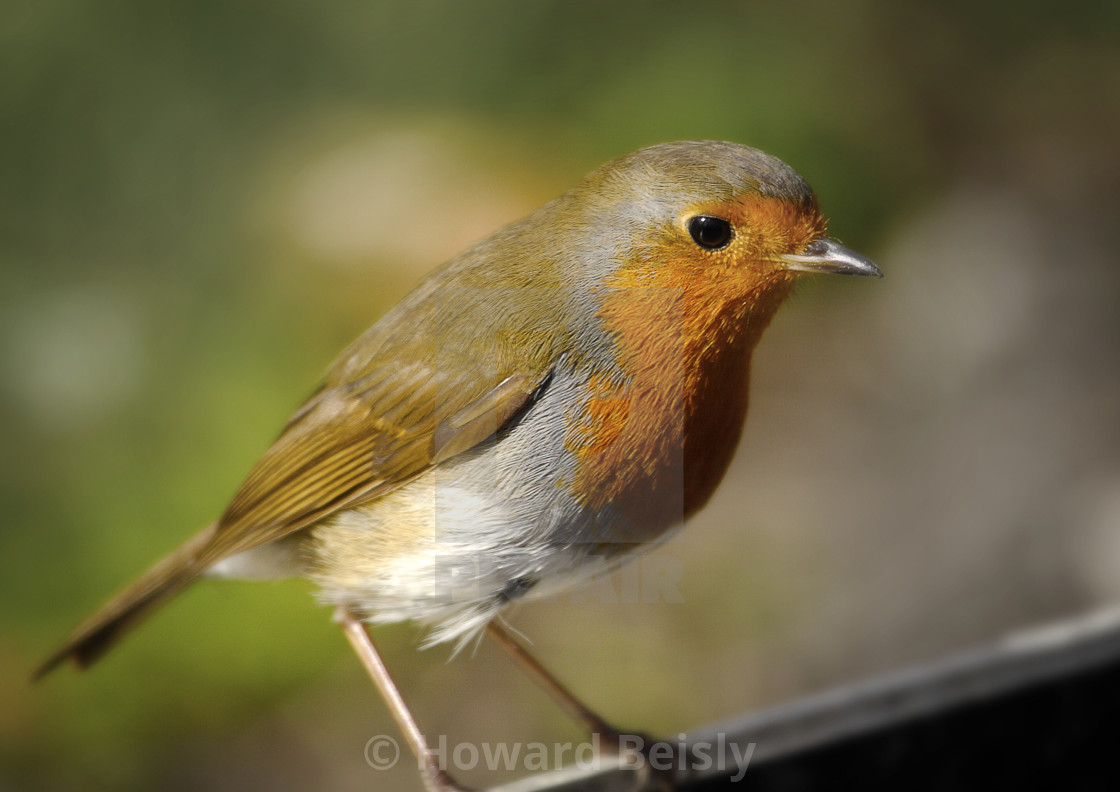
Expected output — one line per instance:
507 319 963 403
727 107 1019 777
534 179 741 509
36 140 881 790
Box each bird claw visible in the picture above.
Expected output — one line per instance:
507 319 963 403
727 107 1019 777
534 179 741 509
420 763 475 792
596 728 678 791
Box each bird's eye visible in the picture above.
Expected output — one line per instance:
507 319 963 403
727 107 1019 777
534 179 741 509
688 215 733 250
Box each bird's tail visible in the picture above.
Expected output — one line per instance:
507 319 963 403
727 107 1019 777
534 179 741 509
32 523 219 680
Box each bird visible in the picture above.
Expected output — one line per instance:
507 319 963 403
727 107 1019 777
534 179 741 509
36 140 881 790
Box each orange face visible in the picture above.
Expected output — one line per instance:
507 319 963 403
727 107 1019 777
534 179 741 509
565 194 827 538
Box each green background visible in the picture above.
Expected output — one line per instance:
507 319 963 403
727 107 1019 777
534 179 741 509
3 1 1118 789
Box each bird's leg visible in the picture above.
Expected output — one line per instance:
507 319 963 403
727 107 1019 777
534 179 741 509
336 607 472 792
485 621 648 757
486 622 678 789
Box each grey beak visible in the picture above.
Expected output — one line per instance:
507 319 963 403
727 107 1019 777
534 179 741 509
780 238 883 278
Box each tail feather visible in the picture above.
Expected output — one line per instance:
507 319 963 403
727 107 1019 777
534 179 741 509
33 523 219 680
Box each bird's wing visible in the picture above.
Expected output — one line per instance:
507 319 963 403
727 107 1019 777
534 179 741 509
33 359 552 677
197 361 551 566
34 309 557 677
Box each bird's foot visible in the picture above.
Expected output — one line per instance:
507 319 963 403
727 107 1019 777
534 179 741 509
596 727 677 791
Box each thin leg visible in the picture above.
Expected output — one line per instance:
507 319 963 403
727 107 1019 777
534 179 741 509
336 607 471 792
485 620 633 753
486 622 677 789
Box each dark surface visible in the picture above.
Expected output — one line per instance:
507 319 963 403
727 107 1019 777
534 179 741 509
492 611 1120 792
696 655 1119 790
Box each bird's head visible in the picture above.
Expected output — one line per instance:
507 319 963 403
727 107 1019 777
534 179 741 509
566 140 881 292
544 141 880 375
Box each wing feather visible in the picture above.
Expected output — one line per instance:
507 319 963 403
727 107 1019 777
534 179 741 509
196 364 549 566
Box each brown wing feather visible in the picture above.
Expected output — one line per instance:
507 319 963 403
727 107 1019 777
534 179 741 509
201 368 546 563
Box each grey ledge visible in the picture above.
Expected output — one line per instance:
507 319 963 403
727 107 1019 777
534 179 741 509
487 605 1120 791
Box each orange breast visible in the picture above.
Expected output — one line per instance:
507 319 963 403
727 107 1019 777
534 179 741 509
564 194 819 542
564 265 796 542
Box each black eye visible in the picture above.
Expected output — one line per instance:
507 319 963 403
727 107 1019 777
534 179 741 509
688 215 733 250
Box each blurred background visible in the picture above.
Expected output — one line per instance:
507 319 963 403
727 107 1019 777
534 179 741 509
2 0 1118 789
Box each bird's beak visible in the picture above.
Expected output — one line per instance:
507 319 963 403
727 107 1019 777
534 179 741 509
780 238 883 278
